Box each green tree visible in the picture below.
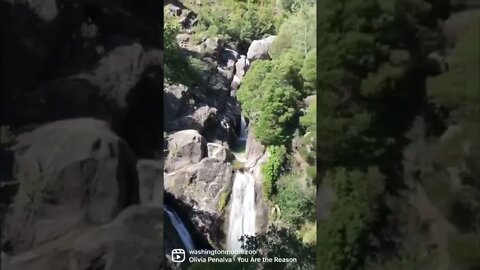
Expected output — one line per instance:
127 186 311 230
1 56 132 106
274 173 316 226
261 145 287 199
241 225 316 270
238 60 300 145
300 49 317 91
317 167 385 270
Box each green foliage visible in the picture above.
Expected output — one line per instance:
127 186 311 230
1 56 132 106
237 3 317 146
241 225 316 270
300 49 316 91
237 60 273 118
314 0 445 165
164 14 202 85
191 0 278 43
238 60 300 145
317 167 385 270
299 221 317 245
423 19 480 269
300 100 316 133
428 16 480 129
270 6 316 59
274 173 315 226
261 145 287 199
305 166 317 181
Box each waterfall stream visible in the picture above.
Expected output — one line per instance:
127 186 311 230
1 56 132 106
165 205 196 251
227 114 257 250
239 116 248 141
227 171 257 250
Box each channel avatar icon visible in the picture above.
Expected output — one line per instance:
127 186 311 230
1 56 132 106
172 249 185 263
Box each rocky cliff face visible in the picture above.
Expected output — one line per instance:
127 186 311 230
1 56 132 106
1 0 166 269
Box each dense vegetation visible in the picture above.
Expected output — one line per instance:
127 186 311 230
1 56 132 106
167 0 479 269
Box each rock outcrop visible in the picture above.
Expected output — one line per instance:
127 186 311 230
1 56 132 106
2 119 138 254
3 206 164 270
165 130 208 173
137 159 163 205
1 0 175 269
70 206 163 270
165 158 234 248
207 143 235 162
246 35 276 61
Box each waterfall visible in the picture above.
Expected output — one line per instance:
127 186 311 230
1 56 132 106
164 205 196 251
227 171 257 250
238 116 248 141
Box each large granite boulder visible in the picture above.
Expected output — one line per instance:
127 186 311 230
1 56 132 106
164 158 234 247
246 36 276 61
169 105 218 134
2 205 164 270
207 143 235 162
2 118 138 254
69 206 163 270
165 130 207 172
137 159 163 206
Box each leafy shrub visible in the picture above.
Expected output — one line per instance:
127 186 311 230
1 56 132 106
299 221 317 245
305 166 317 181
273 173 315 226
317 167 385 270
241 225 316 270
191 0 278 44
164 14 202 85
261 145 287 199
238 60 300 146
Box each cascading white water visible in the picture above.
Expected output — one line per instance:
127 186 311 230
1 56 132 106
239 116 248 141
165 205 196 251
227 171 257 250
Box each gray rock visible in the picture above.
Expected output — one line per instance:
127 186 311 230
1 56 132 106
176 33 191 47
137 160 163 205
164 83 190 123
2 206 163 270
75 43 161 108
165 3 182 16
246 36 276 61
245 131 266 168
169 105 218 134
305 95 316 107
165 158 234 248
165 130 207 172
207 143 235 162
6 0 58 21
234 55 250 80
230 76 241 96
2 118 138 253
70 206 163 270
1 229 89 270
204 37 221 53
